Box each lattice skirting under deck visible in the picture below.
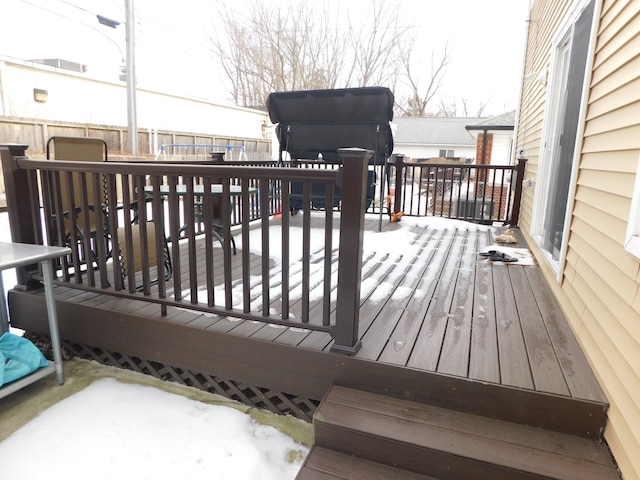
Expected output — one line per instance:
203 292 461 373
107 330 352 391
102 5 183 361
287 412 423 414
27 334 318 422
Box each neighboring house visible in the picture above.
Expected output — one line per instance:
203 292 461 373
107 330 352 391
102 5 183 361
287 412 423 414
515 1 639 478
392 116 479 161
465 111 516 166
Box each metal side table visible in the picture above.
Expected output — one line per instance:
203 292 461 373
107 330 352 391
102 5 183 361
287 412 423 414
0 242 71 398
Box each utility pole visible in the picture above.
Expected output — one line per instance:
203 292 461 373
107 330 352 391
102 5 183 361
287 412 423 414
98 4 137 156
125 0 137 156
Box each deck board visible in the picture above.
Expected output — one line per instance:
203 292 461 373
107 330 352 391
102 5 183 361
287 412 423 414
436 228 477 377
374 227 446 365
493 264 534 389
524 267 607 403
406 227 471 371
469 245 500 383
509 266 571 395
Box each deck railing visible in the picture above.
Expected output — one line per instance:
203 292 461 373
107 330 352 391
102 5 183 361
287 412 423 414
388 155 526 225
273 156 526 225
0 144 371 354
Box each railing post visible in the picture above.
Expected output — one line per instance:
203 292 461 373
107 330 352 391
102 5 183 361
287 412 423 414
509 157 527 226
331 148 372 355
393 154 405 216
0 144 43 289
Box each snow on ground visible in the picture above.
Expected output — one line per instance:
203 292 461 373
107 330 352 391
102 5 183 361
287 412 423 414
0 378 308 480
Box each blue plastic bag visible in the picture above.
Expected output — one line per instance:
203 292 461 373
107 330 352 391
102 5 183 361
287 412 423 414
0 332 49 386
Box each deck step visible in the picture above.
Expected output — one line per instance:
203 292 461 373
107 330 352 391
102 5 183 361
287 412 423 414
296 447 439 479
311 385 619 480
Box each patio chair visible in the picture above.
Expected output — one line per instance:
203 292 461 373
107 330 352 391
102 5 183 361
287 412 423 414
116 221 172 290
46 136 111 265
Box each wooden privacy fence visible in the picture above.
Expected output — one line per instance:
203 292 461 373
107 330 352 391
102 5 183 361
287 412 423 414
1 144 372 354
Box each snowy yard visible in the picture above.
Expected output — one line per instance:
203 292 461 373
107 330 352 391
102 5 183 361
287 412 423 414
0 376 308 479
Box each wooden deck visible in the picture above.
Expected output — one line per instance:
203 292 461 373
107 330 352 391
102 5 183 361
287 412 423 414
8 213 617 477
8 214 608 436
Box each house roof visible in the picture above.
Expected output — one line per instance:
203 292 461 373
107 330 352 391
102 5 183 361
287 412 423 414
465 111 515 131
393 117 479 146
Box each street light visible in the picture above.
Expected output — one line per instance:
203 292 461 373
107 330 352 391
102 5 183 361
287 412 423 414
98 2 137 156
97 15 120 29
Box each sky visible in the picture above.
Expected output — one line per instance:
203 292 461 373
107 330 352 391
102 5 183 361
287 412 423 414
0 0 529 115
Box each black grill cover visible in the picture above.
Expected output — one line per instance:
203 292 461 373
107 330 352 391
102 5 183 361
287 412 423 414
266 87 394 164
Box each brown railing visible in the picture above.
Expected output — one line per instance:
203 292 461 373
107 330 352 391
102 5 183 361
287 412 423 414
388 156 526 225
271 156 526 225
0 144 372 354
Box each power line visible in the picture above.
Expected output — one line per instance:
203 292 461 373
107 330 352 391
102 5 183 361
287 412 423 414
16 0 85 25
16 0 125 61
53 0 95 16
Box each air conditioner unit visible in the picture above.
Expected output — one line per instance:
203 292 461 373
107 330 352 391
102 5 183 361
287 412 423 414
454 197 494 220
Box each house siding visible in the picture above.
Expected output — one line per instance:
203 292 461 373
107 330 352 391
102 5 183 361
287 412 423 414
517 1 640 478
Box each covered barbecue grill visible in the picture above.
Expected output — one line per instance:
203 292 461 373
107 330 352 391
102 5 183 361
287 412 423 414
266 87 394 217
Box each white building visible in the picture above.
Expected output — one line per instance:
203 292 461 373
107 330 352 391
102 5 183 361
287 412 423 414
392 113 516 166
0 56 269 154
392 116 479 161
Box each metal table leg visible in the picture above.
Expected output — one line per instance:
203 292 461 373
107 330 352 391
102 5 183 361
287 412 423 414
41 260 64 385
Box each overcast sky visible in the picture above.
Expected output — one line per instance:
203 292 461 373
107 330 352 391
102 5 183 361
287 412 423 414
1 0 528 115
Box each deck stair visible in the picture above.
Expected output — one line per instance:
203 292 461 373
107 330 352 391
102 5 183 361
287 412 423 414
296 385 619 480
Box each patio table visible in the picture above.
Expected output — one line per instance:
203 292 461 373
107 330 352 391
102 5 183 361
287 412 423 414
0 242 71 397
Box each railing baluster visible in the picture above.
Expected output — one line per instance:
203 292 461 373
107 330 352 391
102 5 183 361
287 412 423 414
242 178 252 314
301 182 311 324
160 175 177 300
223 178 233 310
281 180 290 320
323 187 334 326
259 179 270 316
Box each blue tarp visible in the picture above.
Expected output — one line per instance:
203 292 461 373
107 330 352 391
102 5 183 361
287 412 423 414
0 332 49 387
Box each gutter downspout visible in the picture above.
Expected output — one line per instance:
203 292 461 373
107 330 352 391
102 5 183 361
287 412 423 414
481 128 488 165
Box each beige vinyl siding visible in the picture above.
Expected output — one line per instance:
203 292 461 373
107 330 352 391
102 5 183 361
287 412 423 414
517 1 640 478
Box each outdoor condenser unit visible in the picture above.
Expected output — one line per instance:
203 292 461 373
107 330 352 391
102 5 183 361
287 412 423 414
454 197 494 219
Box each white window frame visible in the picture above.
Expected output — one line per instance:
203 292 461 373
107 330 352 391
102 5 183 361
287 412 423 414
625 153 640 258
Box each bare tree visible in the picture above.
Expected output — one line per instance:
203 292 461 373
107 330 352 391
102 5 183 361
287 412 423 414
211 0 349 107
469 98 490 117
210 0 453 114
395 41 451 117
346 0 406 88
431 96 490 117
